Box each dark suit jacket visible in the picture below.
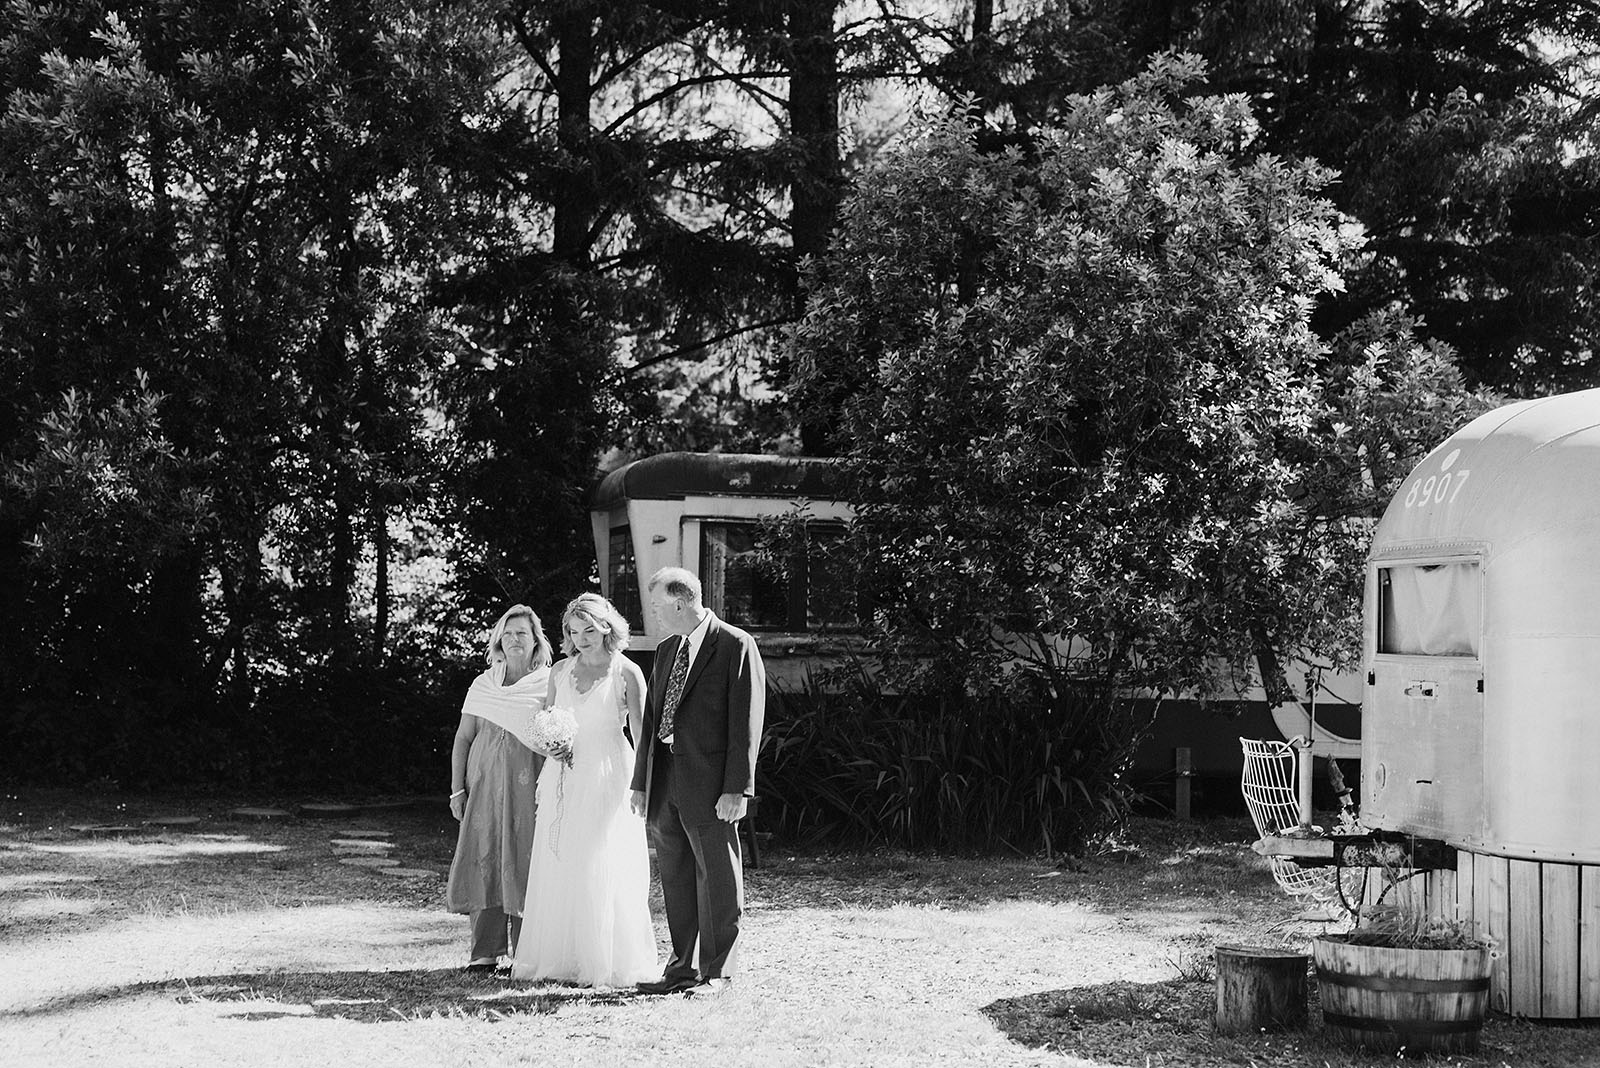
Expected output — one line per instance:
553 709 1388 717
630 613 766 824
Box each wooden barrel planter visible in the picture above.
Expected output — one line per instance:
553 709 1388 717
1313 935 1491 1054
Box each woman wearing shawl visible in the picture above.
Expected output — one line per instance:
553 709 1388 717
445 604 553 970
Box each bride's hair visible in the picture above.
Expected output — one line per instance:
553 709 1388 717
559 593 631 657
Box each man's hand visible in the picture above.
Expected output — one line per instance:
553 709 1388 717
630 789 647 818
715 793 748 823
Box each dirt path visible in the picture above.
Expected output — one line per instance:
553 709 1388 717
4 796 1592 1067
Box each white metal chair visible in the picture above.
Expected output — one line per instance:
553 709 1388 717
1240 737 1361 907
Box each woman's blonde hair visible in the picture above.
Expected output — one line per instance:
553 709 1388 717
484 604 553 669
560 593 631 657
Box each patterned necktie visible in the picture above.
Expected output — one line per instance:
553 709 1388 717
657 639 692 741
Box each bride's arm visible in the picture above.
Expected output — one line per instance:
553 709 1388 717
543 661 561 711
619 658 646 747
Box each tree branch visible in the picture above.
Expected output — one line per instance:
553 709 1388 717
505 8 558 85
592 17 717 91
603 70 786 135
627 316 798 374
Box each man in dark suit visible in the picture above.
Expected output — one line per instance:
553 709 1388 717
630 566 766 996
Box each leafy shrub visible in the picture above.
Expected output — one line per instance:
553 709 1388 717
0 642 465 793
759 665 1150 856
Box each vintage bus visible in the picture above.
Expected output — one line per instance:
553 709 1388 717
588 450 1359 812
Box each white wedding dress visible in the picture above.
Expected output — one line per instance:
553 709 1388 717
511 662 657 986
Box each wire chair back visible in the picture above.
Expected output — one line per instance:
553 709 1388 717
1240 737 1361 906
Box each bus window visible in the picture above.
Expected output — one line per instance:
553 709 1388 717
699 521 859 632
701 523 789 629
805 525 858 631
608 526 644 632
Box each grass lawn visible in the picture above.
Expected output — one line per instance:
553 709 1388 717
2 791 1597 1067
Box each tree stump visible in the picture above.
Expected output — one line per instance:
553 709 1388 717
1215 944 1308 1033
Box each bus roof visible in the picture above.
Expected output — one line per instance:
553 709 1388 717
590 452 847 510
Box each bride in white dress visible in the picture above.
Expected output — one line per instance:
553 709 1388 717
512 593 658 987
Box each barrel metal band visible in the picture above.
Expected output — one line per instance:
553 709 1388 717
1316 969 1490 994
1321 1011 1482 1036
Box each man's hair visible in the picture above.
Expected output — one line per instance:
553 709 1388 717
648 566 703 606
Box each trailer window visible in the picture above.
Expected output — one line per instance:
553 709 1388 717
607 526 644 632
1378 562 1481 657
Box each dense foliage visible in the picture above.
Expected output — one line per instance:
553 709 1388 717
0 0 993 789
1 1 1591 844
898 0 1600 397
0 1 509 787
792 55 1488 845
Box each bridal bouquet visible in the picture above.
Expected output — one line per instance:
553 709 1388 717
529 705 577 767
529 705 577 855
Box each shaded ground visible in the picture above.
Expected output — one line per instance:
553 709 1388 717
2 791 1596 1067
986 978 1600 1068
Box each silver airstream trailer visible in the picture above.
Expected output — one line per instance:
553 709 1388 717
589 452 858 686
1365 389 1600 1018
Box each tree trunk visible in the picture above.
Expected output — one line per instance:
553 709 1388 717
788 0 841 455
318 187 360 639
1251 623 1297 707
372 497 389 664
787 0 841 273
554 8 596 266
145 550 206 698
219 555 253 705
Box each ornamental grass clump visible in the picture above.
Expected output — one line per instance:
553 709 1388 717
758 664 1142 857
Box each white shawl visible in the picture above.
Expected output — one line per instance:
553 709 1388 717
462 661 550 752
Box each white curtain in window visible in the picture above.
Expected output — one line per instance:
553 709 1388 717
1381 562 1481 656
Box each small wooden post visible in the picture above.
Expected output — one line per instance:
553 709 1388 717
1174 747 1193 820
1215 944 1308 1033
